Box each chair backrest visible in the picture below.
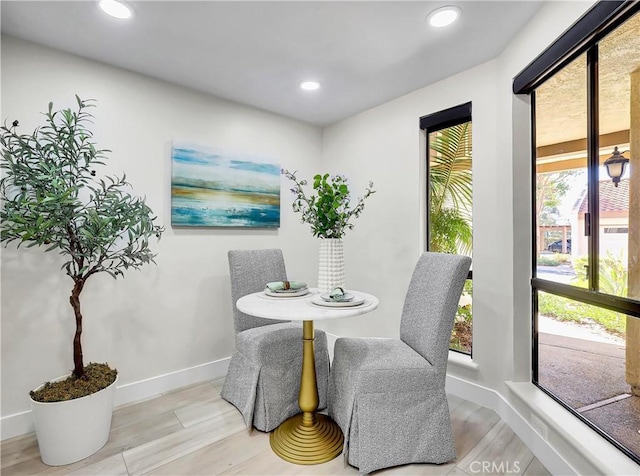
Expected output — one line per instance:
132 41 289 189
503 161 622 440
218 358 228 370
228 249 290 333
399 252 472 377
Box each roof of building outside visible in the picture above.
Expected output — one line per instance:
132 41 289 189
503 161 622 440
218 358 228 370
577 178 629 214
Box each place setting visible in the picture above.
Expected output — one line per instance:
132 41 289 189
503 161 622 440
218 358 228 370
261 280 311 298
310 286 365 308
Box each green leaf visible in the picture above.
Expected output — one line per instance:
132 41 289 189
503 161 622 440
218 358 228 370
1 97 161 288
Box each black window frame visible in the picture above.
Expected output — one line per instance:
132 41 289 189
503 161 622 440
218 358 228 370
420 101 472 270
518 0 640 316
515 0 640 465
420 102 474 355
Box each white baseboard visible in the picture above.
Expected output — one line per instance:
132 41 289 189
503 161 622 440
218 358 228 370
1 410 33 442
329 332 576 474
1 357 230 441
4 347 636 475
113 358 230 407
446 374 577 476
448 374 640 476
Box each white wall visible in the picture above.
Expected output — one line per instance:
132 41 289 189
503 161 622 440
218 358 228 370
322 1 638 474
3 2 640 474
320 60 502 368
319 0 592 396
1 35 323 418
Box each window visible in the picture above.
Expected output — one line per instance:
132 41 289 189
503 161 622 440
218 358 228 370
515 1 640 464
420 103 473 355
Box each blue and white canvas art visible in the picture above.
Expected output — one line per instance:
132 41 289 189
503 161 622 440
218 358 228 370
171 142 280 227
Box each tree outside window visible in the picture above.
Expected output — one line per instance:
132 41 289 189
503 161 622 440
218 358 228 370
423 110 473 354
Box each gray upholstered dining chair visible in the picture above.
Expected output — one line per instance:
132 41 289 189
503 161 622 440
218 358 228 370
221 248 330 432
328 252 472 474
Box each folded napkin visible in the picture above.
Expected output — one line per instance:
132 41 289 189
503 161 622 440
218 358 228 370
266 280 307 292
320 287 356 303
329 287 346 300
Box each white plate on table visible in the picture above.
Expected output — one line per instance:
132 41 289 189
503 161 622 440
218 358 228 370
310 293 365 307
320 292 355 302
263 288 310 298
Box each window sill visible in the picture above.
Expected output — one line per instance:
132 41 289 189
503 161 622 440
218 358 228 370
448 350 478 370
505 380 640 476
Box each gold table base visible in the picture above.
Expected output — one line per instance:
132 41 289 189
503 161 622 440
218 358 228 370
269 320 344 464
270 413 344 464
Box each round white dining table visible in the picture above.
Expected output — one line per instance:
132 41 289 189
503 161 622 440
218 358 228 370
237 288 378 322
236 288 379 465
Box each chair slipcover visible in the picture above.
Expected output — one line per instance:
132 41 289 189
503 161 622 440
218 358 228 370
328 252 472 473
221 249 330 432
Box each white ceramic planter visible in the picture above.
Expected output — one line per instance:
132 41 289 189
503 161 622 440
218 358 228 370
30 374 117 466
317 238 346 292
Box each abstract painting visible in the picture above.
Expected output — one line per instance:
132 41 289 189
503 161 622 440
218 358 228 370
171 141 280 227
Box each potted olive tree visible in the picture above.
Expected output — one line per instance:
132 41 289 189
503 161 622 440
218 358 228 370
0 96 164 465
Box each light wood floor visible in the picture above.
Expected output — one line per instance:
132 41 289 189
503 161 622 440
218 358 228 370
1 378 551 475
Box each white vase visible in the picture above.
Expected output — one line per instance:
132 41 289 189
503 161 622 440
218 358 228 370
317 238 346 293
30 374 117 466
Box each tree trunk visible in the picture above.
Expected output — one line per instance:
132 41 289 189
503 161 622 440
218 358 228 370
70 279 85 378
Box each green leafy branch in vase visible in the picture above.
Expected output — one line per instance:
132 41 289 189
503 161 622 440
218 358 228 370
283 169 375 239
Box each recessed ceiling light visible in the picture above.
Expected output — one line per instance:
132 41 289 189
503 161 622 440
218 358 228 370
300 81 321 91
99 0 133 19
427 6 461 28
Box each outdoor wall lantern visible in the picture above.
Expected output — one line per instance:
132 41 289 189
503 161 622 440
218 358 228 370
603 146 630 187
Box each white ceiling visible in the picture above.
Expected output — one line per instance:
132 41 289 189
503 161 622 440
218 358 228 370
1 1 544 126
